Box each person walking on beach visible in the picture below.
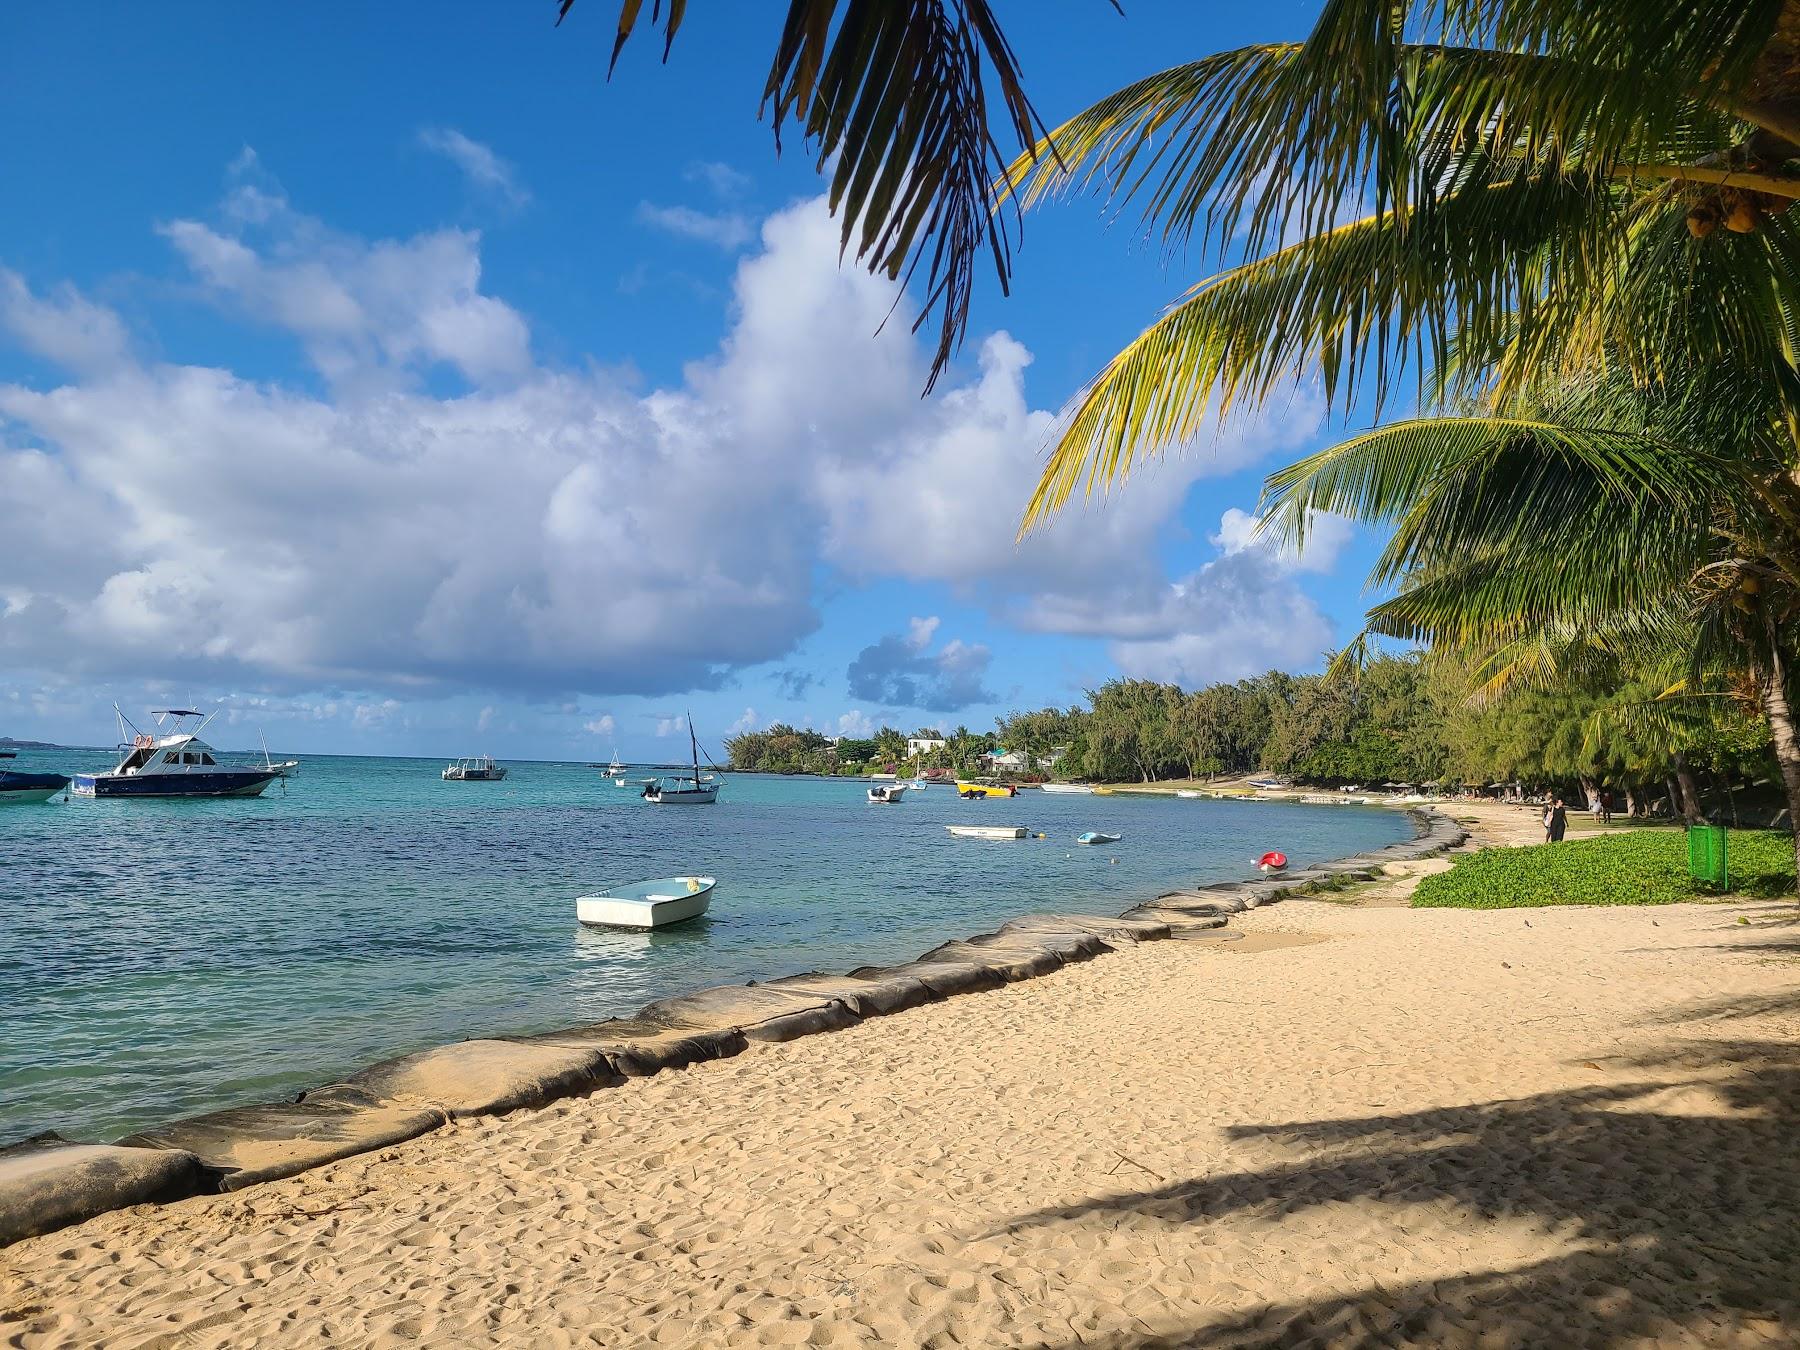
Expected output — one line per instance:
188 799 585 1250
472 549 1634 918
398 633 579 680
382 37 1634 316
1543 800 1555 843
1590 792 1605 827
1549 797 1568 842
1600 788 1613 825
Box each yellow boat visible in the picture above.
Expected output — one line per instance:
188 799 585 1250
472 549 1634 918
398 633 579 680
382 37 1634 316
955 780 1018 798
1091 786 1116 795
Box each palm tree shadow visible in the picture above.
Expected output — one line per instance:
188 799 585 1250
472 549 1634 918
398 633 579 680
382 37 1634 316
999 1041 1800 1347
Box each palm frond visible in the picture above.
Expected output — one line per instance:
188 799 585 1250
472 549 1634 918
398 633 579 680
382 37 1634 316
585 0 1119 390
1020 176 1623 528
1003 14 1773 266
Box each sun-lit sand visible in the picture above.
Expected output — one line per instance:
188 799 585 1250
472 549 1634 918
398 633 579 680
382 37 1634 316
5 867 1797 1347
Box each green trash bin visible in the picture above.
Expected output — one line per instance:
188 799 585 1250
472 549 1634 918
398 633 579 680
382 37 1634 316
1688 824 1729 891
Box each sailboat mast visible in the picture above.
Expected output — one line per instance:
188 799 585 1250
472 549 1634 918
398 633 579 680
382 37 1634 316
688 712 699 782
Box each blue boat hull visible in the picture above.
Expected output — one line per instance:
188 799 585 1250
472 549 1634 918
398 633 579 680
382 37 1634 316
0 770 70 803
71 770 278 799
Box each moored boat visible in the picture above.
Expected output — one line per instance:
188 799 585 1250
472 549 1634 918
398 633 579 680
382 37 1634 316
1077 831 1122 845
576 875 715 929
0 769 70 803
1040 783 1094 794
946 824 1027 840
72 708 286 799
868 783 908 803
644 716 721 804
955 779 1017 799
600 751 629 781
443 755 507 781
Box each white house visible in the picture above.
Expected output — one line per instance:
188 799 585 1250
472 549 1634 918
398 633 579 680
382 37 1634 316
983 748 1029 772
906 737 946 758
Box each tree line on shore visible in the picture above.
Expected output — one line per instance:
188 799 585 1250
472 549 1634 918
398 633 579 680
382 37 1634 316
724 649 1775 821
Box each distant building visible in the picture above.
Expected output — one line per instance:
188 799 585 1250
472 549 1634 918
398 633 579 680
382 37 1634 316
984 748 1029 772
1037 746 1068 771
907 737 946 757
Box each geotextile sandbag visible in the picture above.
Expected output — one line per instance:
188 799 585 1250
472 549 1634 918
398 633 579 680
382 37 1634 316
1152 890 1248 916
120 1087 444 1191
640 984 862 1043
522 1019 749 1076
912 936 1062 982
344 1039 619 1118
1030 913 1170 944
1000 913 1155 949
855 959 1007 998
0 1134 210 1247
764 971 939 1018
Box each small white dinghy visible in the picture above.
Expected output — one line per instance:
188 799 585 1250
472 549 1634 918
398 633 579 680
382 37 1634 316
577 875 715 929
946 824 1027 840
1077 831 1122 845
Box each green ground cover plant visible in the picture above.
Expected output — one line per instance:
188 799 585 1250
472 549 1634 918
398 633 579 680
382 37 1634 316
1412 831 1796 909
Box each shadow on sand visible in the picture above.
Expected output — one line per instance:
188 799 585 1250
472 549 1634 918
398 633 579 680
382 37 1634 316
999 1012 1800 1347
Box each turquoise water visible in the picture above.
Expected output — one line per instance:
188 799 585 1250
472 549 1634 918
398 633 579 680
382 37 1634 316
1 750 1411 1142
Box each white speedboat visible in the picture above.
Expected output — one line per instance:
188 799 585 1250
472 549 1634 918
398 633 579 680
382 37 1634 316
644 716 721 804
868 783 908 803
946 824 1027 840
600 751 629 781
577 875 715 929
443 755 506 781
72 708 286 799
1040 783 1094 794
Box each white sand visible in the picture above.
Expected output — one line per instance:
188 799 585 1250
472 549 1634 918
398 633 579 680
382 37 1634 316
5 891 1798 1347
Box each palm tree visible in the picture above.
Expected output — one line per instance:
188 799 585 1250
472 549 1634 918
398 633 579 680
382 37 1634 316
1258 350 1800 872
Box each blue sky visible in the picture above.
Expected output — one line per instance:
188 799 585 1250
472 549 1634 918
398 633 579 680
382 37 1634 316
0 1 1387 757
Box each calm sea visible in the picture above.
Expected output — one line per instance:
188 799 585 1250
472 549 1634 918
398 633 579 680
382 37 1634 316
2 750 1410 1141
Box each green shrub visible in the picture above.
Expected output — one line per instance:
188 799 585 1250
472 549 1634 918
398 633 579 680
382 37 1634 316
1411 830 1795 908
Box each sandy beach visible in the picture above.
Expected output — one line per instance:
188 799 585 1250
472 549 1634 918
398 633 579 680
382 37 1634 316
6 863 1797 1348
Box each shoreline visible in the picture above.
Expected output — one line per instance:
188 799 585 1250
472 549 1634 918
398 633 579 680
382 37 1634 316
0 808 1464 1247
5 831 1795 1346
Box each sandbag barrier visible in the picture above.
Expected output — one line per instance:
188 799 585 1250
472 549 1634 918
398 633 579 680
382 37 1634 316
0 811 1467 1244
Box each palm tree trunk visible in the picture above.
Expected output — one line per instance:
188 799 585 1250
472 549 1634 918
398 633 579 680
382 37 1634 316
1625 784 1641 818
1755 650 1800 884
1673 753 1705 824
1666 776 1683 820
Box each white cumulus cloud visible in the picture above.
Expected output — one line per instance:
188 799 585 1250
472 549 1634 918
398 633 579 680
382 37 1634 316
1211 506 1356 574
635 202 752 250
0 173 1352 712
419 127 530 207
0 271 132 374
835 710 876 739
